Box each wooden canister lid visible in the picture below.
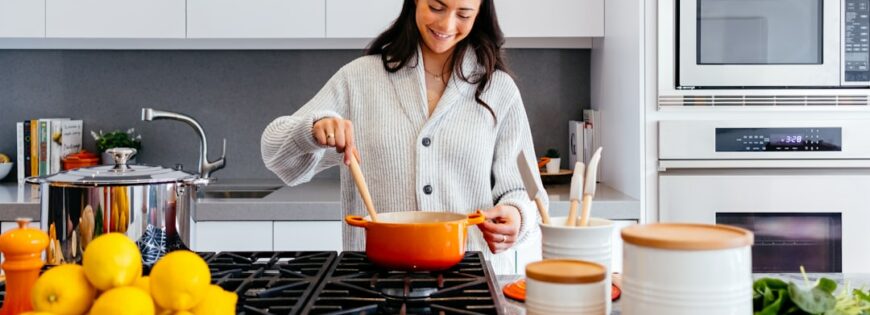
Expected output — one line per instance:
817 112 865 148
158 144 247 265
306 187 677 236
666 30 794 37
525 259 606 284
621 223 754 250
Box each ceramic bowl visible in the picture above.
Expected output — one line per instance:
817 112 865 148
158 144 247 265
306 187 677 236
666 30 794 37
0 163 12 180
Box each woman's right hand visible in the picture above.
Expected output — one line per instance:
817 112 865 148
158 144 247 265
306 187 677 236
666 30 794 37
313 117 360 165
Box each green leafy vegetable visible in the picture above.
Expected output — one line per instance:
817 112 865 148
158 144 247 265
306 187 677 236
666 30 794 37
788 281 836 314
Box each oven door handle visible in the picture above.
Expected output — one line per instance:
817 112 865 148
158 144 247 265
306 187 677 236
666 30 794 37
659 159 870 171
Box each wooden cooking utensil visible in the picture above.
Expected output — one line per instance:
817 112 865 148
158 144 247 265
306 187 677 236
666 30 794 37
566 161 585 226
517 150 550 225
579 147 603 227
346 153 378 222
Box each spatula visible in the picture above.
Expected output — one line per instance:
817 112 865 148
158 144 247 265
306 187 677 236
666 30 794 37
566 161 585 226
578 147 603 227
347 153 378 222
517 150 550 225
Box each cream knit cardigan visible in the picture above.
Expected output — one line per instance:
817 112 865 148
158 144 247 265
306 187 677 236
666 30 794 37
261 48 545 274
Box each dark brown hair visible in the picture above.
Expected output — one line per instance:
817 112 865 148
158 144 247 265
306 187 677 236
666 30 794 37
365 0 508 120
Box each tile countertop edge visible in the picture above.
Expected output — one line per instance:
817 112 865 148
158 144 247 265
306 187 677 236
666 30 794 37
0 179 640 222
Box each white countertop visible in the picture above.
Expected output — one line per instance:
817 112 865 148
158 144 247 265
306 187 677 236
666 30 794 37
0 178 640 221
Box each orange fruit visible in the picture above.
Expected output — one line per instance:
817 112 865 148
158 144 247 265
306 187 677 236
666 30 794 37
31 264 95 315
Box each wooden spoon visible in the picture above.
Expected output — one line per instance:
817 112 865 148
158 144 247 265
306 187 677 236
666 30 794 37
347 153 378 222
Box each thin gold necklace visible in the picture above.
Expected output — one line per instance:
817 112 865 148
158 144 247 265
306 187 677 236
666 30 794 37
424 67 444 79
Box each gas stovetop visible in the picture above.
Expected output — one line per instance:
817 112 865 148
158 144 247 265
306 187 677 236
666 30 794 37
1 251 504 315
302 252 503 315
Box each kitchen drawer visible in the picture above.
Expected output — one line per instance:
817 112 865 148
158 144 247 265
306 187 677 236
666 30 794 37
0 221 40 233
194 221 273 252
273 221 342 251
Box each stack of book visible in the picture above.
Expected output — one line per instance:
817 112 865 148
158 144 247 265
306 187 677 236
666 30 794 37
15 118 83 182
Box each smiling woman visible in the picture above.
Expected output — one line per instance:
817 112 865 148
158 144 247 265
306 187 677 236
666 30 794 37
261 0 545 274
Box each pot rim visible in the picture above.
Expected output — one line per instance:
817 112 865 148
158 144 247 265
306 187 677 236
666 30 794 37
351 210 484 227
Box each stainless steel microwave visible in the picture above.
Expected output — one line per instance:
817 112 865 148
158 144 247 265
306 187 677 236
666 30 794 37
677 0 870 89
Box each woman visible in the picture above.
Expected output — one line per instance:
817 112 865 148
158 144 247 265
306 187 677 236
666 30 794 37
261 0 544 274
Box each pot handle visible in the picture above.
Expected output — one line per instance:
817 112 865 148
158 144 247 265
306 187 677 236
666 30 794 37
345 215 368 228
466 210 486 225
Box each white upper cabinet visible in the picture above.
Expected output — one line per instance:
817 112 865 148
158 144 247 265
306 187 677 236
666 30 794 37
188 0 325 38
495 0 604 37
45 0 185 38
0 0 45 37
326 0 402 38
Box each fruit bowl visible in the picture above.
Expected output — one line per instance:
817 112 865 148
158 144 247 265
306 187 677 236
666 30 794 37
0 163 12 180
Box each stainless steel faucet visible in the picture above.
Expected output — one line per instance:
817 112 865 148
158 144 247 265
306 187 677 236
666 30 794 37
141 108 226 179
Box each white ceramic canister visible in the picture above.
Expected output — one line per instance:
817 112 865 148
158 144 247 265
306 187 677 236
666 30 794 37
540 217 613 314
525 259 607 315
620 223 754 315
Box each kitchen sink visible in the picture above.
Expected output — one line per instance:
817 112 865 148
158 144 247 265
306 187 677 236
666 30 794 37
201 186 281 199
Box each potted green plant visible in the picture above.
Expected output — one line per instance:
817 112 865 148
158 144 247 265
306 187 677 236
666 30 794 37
91 129 142 165
544 148 561 174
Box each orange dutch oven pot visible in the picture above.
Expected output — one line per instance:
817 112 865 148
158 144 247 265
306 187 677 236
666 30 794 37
345 210 487 271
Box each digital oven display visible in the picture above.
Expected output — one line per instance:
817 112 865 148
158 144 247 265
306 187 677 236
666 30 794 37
715 127 842 152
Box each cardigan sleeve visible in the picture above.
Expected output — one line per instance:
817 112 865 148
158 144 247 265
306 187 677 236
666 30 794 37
260 69 349 186
490 90 547 248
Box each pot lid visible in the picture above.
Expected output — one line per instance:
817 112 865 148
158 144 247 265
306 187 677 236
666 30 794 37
28 147 198 186
620 223 754 250
525 259 606 284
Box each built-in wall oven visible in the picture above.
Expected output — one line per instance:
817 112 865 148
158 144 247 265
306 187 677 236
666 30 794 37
658 120 870 273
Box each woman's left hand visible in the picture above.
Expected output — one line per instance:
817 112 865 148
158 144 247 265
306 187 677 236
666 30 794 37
478 205 521 254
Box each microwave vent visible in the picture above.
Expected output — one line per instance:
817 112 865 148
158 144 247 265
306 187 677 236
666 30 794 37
658 95 869 107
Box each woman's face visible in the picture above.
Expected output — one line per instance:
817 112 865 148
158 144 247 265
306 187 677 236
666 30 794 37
415 0 482 55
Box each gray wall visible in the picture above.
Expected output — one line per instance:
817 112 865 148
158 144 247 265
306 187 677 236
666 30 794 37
0 49 589 181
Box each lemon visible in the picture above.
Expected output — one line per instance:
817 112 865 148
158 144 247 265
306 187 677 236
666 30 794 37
89 287 155 315
31 264 95 315
190 285 238 315
0 153 9 163
150 250 211 310
20 312 56 315
82 233 142 291
133 275 151 292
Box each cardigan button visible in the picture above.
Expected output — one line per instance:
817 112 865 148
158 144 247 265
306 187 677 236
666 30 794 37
422 137 432 147
423 185 433 195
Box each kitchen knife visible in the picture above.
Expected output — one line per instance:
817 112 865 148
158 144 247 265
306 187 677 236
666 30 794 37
517 150 550 225
566 161 585 226
579 147 603 226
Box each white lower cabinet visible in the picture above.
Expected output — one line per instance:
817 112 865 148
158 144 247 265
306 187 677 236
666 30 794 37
194 221 273 252
193 221 342 252
273 221 342 251
0 221 40 233
514 219 637 275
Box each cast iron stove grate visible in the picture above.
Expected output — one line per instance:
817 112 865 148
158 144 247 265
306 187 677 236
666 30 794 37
301 251 503 315
201 251 337 315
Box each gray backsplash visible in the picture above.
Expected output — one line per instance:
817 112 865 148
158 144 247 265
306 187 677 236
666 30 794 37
0 49 589 181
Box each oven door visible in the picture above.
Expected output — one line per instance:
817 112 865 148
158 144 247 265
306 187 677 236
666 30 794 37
659 169 870 273
678 0 841 87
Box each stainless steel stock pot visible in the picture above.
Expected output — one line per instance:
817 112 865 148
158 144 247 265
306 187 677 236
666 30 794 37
26 147 205 266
